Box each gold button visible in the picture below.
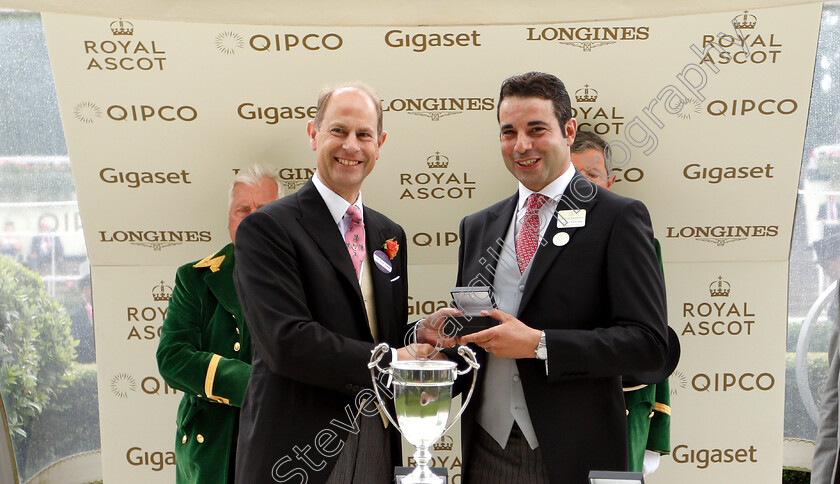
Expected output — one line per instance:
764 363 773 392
648 411 655 418
197 395 202 398
235 327 240 334
197 434 204 444
234 342 241 351
181 435 187 444
626 410 630 416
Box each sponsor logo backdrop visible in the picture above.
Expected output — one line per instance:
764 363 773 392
40 4 820 482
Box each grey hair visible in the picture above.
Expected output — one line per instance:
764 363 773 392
570 130 613 172
228 164 284 210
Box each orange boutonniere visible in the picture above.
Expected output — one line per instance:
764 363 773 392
382 238 399 260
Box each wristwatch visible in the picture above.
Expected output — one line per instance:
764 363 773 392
534 331 547 360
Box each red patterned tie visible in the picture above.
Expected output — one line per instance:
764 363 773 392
516 193 549 274
344 205 365 279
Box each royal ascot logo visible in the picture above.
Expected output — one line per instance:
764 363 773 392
433 435 454 452
681 276 757 338
98 230 212 250
236 102 317 124
73 102 198 123
74 102 102 123
399 152 477 200
697 10 782 67
83 19 167 71
383 29 482 52
381 97 494 122
215 30 245 55
111 372 138 398
126 280 171 341
525 25 650 52
683 163 776 183
571 84 625 136
664 225 779 246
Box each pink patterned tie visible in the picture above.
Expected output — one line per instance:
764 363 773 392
516 193 549 274
344 205 365 279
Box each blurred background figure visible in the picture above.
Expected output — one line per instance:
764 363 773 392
27 215 64 273
819 194 840 239
0 221 23 262
70 261 95 364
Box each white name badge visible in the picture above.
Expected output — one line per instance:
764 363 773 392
557 209 586 228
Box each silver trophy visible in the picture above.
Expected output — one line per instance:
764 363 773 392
368 343 479 484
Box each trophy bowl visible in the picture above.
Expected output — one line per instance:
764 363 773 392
369 343 479 484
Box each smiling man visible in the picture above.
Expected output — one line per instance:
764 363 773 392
232 82 433 484
451 72 669 484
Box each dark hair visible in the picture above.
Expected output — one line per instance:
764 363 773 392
497 71 573 137
313 81 383 137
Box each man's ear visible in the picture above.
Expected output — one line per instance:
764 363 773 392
306 120 318 151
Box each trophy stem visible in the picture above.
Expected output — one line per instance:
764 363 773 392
400 444 443 484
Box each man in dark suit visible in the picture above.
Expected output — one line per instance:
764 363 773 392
233 82 433 484
440 72 668 484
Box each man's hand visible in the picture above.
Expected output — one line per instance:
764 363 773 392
415 307 463 349
458 309 541 359
397 343 447 361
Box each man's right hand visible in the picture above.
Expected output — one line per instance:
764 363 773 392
415 307 462 349
397 343 447 361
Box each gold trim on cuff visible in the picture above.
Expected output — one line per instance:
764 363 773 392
205 354 230 405
652 402 671 415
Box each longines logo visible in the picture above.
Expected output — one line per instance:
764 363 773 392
683 163 775 183
381 97 494 121
698 10 782 66
672 443 758 469
237 102 317 124
664 225 779 246
235 31 343 53
83 19 167 71
98 230 212 250
681 276 757 337
572 84 625 135
74 102 198 123
110 372 179 398
525 25 650 51
399 152 477 200
215 31 244 55
126 281 170 341
383 29 481 52
232 167 315 190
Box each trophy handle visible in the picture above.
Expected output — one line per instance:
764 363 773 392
442 345 480 436
367 342 402 431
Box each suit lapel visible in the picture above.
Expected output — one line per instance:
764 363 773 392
364 209 398 344
296 182 363 300
470 194 518 286
519 175 599 313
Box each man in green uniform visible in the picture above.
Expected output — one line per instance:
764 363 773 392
156 165 282 483
571 130 673 475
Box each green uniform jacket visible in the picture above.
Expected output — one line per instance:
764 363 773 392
625 238 671 472
156 243 251 484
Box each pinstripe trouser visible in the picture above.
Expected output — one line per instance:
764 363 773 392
325 414 391 484
464 423 550 484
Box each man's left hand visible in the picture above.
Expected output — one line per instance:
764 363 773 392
458 309 541 359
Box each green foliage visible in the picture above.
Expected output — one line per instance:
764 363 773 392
0 255 75 448
22 364 99 479
783 469 810 483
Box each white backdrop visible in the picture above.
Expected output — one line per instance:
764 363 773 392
37 3 821 482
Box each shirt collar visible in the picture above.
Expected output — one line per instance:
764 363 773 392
313 171 364 225
516 164 576 212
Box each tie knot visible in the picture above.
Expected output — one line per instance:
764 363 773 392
526 193 549 212
345 205 362 224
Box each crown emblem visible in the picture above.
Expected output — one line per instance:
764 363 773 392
110 19 134 36
575 84 598 103
433 435 454 452
426 151 450 169
153 280 173 301
732 11 757 30
709 276 731 297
